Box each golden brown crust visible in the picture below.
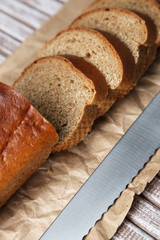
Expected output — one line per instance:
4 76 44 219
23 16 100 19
0 82 58 207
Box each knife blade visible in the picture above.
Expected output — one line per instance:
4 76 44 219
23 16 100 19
40 91 160 240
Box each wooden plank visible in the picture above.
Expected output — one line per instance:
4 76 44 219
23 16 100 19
142 176 160 208
21 0 63 16
0 54 6 65
0 0 48 30
59 0 69 2
0 31 20 56
0 2 159 238
127 195 160 239
0 11 33 42
112 219 154 240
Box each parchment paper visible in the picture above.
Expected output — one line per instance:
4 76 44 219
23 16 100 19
0 0 160 239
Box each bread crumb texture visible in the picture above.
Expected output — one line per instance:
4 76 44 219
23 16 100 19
38 28 123 90
14 56 98 152
84 0 160 46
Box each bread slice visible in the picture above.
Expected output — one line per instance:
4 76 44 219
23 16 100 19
84 0 160 46
0 82 58 208
63 55 108 117
37 27 135 115
13 56 99 152
70 8 151 81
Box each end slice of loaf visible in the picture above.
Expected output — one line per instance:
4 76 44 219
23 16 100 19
84 0 160 46
37 27 135 115
0 82 58 207
70 8 150 81
13 56 98 152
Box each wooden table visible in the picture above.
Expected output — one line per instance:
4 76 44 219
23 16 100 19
0 0 160 239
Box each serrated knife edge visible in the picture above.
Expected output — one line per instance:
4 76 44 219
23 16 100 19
41 91 160 240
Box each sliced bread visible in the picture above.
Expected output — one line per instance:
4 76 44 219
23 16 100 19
63 55 108 117
84 0 160 46
0 82 58 207
37 27 135 115
13 56 99 152
70 8 150 81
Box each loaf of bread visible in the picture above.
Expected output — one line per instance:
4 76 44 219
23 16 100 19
14 56 99 152
0 82 58 208
37 27 135 115
5 0 159 208
70 7 153 81
84 0 160 46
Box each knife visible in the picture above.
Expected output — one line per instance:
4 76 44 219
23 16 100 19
40 91 160 240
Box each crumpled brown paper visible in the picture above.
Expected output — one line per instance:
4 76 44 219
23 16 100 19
0 0 160 239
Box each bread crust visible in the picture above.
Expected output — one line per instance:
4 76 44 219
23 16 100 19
14 56 97 106
37 27 136 115
15 56 100 105
38 27 124 87
63 55 109 117
52 104 98 152
79 6 157 77
37 28 124 116
84 0 160 46
70 10 137 85
68 24 136 92
0 82 58 207
14 56 99 152
72 7 148 44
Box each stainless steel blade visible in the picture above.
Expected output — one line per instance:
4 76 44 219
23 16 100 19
41 91 160 240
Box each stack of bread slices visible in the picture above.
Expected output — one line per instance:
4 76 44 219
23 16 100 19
1 0 160 207
14 0 160 152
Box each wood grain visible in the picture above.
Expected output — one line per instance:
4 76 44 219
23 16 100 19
21 0 63 16
0 31 20 56
0 0 64 64
0 54 5 64
0 11 33 41
112 219 154 240
59 0 69 2
127 195 160 239
0 1 159 239
0 0 48 29
142 176 160 208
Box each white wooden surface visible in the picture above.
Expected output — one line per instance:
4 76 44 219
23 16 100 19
0 1 160 239
21 0 62 16
0 30 20 56
127 196 160 239
112 219 155 240
0 0 63 62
